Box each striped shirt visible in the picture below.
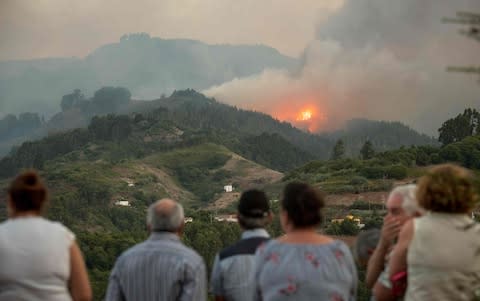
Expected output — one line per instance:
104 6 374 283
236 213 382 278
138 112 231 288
105 232 207 301
210 228 270 301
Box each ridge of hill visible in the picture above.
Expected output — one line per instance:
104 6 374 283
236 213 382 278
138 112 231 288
0 33 296 115
1 89 439 166
323 118 439 155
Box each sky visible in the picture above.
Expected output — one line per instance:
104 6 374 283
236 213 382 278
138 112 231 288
1 0 479 135
0 0 342 60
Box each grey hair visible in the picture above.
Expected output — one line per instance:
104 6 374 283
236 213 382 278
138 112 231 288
237 214 270 230
353 229 381 266
147 199 185 232
389 184 425 216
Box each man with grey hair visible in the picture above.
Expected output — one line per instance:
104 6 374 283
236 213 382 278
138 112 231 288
366 184 421 301
210 189 272 301
106 199 206 301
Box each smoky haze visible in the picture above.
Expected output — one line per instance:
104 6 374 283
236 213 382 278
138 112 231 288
205 0 480 135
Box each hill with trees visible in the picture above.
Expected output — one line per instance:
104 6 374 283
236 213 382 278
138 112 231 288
324 119 439 157
0 104 479 300
0 88 439 163
0 33 297 116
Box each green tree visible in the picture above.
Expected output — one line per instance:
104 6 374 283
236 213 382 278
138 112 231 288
360 140 375 160
331 139 345 160
438 108 480 145
61 89 85 111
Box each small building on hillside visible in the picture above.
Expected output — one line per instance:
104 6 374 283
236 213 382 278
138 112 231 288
224 185 233 192
184 217 193 223
215 214 238 223
115 200 131 207
331 215 365 229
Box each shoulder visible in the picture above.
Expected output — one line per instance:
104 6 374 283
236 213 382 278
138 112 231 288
255 238 277 256
220 237 270 261
41 219 76 246
177 243 205 269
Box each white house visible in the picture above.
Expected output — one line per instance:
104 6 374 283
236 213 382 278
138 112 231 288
115 200 131 207
224 185 233 192
184 217 193 223
215 215 238 223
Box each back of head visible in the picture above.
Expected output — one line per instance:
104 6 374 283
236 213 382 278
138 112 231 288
147 199 185 232
237 189 270 230
417 164 477 214
282 182 324 228
353 229 381 267
8 170 48 212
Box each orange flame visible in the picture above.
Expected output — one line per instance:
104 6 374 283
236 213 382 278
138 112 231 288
297 110 312 121
268 98 326 132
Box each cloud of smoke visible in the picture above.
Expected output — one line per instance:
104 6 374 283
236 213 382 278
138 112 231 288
205 0 480 135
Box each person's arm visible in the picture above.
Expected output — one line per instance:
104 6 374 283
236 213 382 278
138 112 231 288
389 220 413 279
373 280 395 301
181 260 207 301
210 254 225 301
69 241 92 301
366 216 399 288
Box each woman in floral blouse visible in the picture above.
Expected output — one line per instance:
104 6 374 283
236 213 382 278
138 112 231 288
253 182 358 301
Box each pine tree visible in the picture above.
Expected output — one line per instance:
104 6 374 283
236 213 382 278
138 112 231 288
360 140 375 160
331 139 345 160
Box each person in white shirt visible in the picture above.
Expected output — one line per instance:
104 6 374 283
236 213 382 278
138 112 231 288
0 170 92 301
390 164 480 301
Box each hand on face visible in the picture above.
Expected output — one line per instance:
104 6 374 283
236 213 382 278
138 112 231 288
380 215 401 247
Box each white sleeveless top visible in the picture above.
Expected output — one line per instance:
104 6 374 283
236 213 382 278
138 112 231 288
0 217 75 301
406 212 480 301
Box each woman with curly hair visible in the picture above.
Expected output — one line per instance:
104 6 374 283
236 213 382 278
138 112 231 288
389 164 480 300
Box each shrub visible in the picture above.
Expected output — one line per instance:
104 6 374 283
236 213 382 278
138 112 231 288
385 164 407 180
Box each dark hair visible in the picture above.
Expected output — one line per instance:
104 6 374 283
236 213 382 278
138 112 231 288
8 170 48 212
237 189 270 230
281 182 324 228
417 164 477 214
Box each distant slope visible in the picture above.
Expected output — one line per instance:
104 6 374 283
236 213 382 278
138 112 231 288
0 33 296 115
0 142 283 231
323 118 439 156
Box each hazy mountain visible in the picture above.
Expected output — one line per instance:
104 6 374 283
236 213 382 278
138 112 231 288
0 33 297 116
323 118 439 156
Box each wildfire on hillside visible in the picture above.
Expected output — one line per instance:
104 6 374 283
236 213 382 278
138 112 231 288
268 97 327 133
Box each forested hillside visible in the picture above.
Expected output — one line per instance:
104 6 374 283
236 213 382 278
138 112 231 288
0 106 479 299
1 88 439 161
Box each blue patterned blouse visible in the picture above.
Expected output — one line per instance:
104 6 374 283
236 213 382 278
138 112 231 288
253 239 358 301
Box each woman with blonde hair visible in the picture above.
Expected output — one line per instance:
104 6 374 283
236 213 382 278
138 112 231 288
0 170 92 301
389 164 480 300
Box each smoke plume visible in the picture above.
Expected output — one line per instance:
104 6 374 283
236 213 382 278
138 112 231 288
205 0 480 135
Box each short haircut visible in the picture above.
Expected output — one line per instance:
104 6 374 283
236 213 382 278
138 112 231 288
147 199 185 232
237 189 271 230
8 170 48 212
353 229 381 267
281 182 324 228
389 184 425 216
417 164 477 214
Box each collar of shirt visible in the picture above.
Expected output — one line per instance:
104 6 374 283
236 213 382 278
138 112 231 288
149 231 181 242
241 228 270 240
